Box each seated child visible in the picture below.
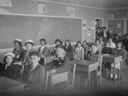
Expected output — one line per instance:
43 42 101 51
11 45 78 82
38 38 49 65
82 40 88 59
95 39 102 54
23 51 45 95
74 41 84 60
21 40 34 80
110 41 126 80
3 53 21 80
13 39 24 62
64 39 73 53
45 45 70 92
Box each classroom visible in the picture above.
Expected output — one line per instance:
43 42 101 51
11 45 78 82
0 0 128 96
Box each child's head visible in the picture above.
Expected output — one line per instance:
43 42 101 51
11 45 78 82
65 39 71 46
116 41 122 49
99 37 103 42
76 41 82 48
91 45 97 53
14 39 22 48
25 40 34 51
40 38 47 46
29 51 40 65
108 37 112 43
83 40 87 46
105 42 109 48
55 39 63 46
124 34 128 39
56 45 66 58
95 39 100 45
3 53 15 66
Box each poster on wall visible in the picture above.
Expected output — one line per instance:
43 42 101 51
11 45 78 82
66 7 75 17
0 0 12 7
38 3 47 14
107 14 114 19
83 20 87 29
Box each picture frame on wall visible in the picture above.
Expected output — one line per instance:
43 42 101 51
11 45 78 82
66 7 75 17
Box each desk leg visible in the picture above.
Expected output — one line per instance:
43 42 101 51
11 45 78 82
113 63 116 84
94 70 97 89
87 70 90 90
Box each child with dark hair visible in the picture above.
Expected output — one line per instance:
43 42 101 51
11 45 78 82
13 39 24 62
113 34 120 45
64 39 73 53
38 38 49 65
74 41 84 60
23 51 45 95
3 53 21 80
110 41 126 80
82 40 88 59
122 34 128 51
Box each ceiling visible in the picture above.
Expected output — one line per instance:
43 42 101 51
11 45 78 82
48 0 128 9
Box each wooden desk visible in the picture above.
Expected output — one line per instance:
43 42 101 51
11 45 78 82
66 52 81 60
103 55 122 84
69 60 98 89
0 77 25 95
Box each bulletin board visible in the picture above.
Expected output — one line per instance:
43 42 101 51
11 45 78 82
108 19 124 36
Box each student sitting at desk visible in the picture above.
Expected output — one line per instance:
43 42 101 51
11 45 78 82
13 39 24 62
64 39 73 53
108 37 116 49
82 40 88 59
45 45 70 74
45 45 70 92
24 51 45 95
110 41 126 80
51 39 63 55
21 40 34 80
74 41 84 60
102 42 113 55
87 44 99 62
102 42 113 74
3 53 21 80
38 38 49 65
95 39 102 54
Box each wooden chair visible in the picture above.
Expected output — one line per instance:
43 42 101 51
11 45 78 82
45 71 69 92
44 56 55 66
97 55 103 87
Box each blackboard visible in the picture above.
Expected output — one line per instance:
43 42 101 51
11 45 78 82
0 14 82 49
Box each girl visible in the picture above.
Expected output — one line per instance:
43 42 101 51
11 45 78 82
13 39 24 62
74 41 84 60
113 34 120 45
102 42 113 55
108 37 116 49
3 53 21 80
51 39 63 56
21 40 34 81
95 39 102 54
110 41 126 80
82 40 88 59
64 39 73 53
38 38 49 58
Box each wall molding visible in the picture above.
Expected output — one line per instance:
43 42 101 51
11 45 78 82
35 0 107 10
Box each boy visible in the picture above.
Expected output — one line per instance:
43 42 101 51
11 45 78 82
24 51 45 95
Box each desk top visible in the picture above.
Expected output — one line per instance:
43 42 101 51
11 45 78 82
0 77 25 93
103 55 122 58
68 60 98 66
